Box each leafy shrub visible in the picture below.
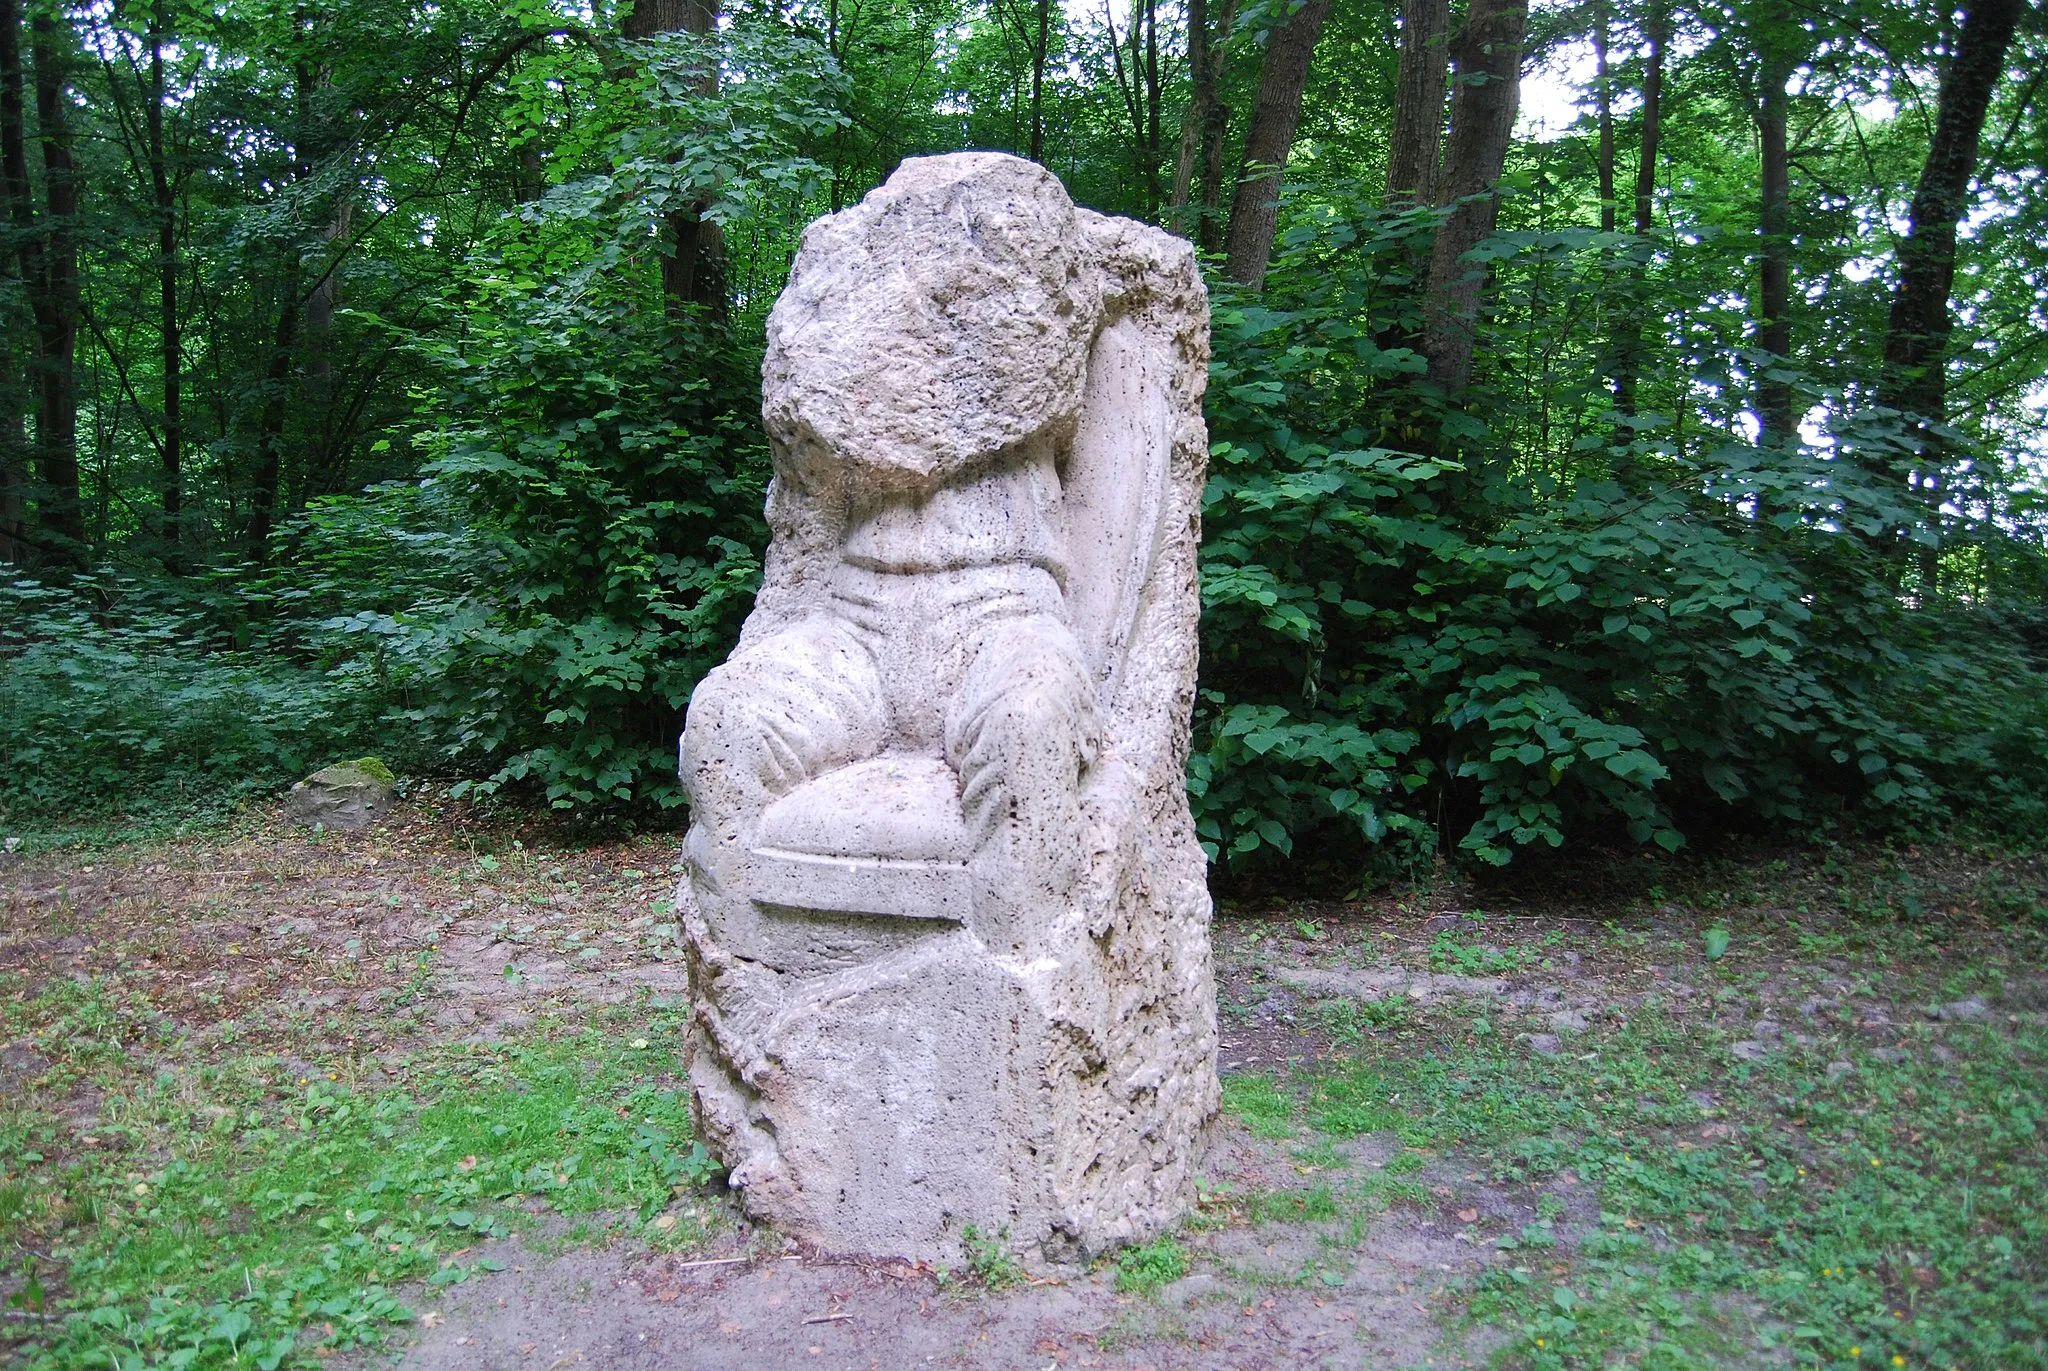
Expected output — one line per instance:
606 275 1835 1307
1192 189 2048 872
314 21 845 813
0 576 391 829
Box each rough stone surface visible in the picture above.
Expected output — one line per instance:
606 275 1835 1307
285 761 395 831
676 153 1217 1265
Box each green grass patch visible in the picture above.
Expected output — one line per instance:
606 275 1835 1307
1219 1073 1296 1139
0 996 714 1369
1113 1236 1189 1295
1245 1005 2048 1369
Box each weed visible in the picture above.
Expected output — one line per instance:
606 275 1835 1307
1220 1074 1296 1139
1426 931 1525 976
961 1225 1025 1291
1114 1236 1188 1295
1313 996 1412 1044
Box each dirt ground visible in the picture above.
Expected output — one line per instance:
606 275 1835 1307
5 792 2043 1371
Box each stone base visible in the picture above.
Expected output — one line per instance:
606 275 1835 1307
682 871 1216 1264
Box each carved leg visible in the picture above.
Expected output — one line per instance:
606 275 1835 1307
945 613 1098 955
680 616 887 902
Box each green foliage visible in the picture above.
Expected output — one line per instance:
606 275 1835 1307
0 997 706 1370
1191 189 2048 872
960 1225 1026 1290
1112 1235 1189 1294
313 21 850 813
0 576 392 830
382 284 766 812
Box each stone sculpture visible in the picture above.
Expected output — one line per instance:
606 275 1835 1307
677 151 1217 1262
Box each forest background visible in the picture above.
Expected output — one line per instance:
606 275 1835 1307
1 0 2045 878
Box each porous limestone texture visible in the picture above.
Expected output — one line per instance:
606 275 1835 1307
676 151 1218 1264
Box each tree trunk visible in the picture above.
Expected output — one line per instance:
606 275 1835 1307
1420 0 1527 393
1879 0 2022 593
1222 0 1333 289
626 0 725 316
302 196 351 498
0 0 30 561
1754 38 1795 447
1143 0 1162 215
1612 5 1663 414
248 261 299 548
1030 0 1051 163
1593 0 1615 234
147 0 181 552
1384 0 1449 207
27 5 81 556
1880 0 2022 424
1168 0 1238 249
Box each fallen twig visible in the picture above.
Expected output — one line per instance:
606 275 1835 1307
802 1313 850 1325
669 1256 748 1270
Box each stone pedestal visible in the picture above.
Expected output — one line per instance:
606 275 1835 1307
677 152 1217 1263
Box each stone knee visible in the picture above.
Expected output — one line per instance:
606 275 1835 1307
681 619 887 843
945 616 1097 849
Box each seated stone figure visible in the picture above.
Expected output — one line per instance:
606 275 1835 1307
678 152 1216 1264
683 162 1102 957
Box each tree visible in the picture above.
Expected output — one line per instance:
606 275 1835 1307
1168 0 1239 248
625 0 725 315
8 0 83 558
1384 0 1449 207
1611 0 1664 414
1223 0 1334 289
1753 4 1796 448
1879 0 2026 588
1105 0 1165 217
1420 0 1527 392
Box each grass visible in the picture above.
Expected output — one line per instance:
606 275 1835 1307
0 978 713 1370
1221 995 2048 1369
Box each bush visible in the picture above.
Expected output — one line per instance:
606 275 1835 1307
0 575 391 829
1191 188 2048 872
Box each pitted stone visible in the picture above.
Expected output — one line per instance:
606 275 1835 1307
676 153 1217 1264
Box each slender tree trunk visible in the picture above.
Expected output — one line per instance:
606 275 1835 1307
0 0 30 561
1223 0 1333 289
1878 0 2022 593
1030 0 1051 163
248 260 299 548
1143 0 1162 214
1880 0 2022 424
1169 0 1238 248
1612 6 1663 414
1593 0 1615 234
1420 0 1527 393
249 51 314 550
147 0 181 552
1755 40 1795 447
1384 0 1449 207
302 196 351 498
27 6 81 555
626 0 725 316
1109 0 1149 211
